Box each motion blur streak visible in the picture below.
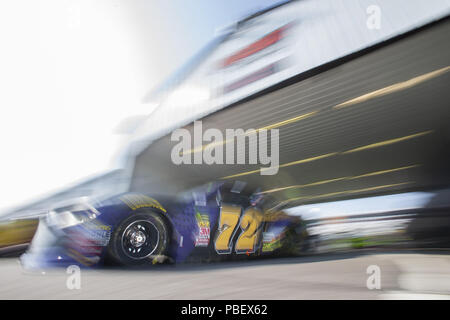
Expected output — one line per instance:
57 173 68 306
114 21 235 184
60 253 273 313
350 164 420 179
334 66 450 109
278 152 338 169
275 181 413 208
221 152 338 179
260 177 347 194
222 130 431 179
176 64 448 157
182 110 318 156
260 164 421 194
257 110 319 131
342 131 433 154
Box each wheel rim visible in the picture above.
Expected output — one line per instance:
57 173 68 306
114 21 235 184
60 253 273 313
121 220 160 260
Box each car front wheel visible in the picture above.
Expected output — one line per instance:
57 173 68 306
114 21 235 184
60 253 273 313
107 210 170 266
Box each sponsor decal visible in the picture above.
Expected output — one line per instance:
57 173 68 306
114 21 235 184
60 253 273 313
261 232 282 252
64 220 112 265
120 194 166 213
219 23 292 69
194 211 210 247
223 62 277 94
217 22 293 95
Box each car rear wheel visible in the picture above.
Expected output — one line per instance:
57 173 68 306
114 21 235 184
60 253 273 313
107 210 170 266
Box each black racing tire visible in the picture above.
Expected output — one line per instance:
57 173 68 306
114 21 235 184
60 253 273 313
107 210 170 266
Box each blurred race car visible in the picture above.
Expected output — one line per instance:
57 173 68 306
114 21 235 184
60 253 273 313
0 219 38 254
21 181 308 268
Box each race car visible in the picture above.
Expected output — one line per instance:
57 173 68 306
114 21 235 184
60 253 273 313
21 181 308 268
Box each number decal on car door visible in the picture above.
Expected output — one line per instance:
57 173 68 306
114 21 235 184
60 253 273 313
214 204 241 254
214 204 263 254
235 207 263 254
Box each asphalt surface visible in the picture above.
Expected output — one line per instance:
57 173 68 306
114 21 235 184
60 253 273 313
1 252 449 299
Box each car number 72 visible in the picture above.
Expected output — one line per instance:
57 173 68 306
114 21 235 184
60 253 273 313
214 204 263 254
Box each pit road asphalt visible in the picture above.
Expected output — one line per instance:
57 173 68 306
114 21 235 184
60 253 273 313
1 252 449 299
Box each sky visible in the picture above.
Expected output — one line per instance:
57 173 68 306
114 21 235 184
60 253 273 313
0 0 281 213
